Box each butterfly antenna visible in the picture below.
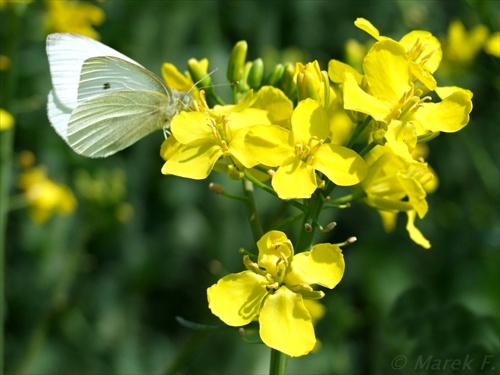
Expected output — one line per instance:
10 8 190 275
189 68 219 94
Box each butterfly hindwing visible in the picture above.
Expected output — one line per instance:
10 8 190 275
67 91 171 158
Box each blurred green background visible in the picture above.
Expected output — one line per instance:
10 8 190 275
1 0 499 374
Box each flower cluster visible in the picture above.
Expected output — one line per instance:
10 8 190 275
161 18 473 248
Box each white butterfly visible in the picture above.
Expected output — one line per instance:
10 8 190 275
46 33 194 157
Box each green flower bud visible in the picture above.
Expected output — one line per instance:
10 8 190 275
266 64 284 87
247 58 264 89
227 40 248 83
280 63 297 101
187 58 213 94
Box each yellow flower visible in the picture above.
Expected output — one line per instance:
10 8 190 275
341 38 472 159
207 230 344 357
440 19 490 71
354 17 442 88
161 86 293 180
484 31 500 58
0 108 14 130
244 98 367 199
45 0 105 40
361 148 434 248
18 163 77 224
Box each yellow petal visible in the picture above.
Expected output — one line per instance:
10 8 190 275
354 18 381 40
161 62 194 92
171 111 214 145
406 211 431 249
272 157 317 199
259 286 316 357
257 231 294 274
291 99 329 143
313 144 367 186
413 90 472 132
364 39 410 104
249 86 294 126
161 143 222 179
484 32 500 58
399 31 442 73
245 125 293 166
285 244 345 289
328 59 363 84
379 210 397 232
227 127 260 168
384 120 417 162
343 71 390 122
207 271 269 326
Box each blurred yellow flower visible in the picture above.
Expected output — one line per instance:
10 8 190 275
0 55 11 70
0 108 14 130
18 153 77 224
45 0 105 40
484 31 500 58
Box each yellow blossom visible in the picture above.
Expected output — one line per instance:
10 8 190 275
244 98 367 199
361 148 434 248
484 31 500 58
207 231 344 357
18 163 77 224
0 108 14 130
440 19 490 71
340 38 472 159
45 0 105 40
161 86 293 180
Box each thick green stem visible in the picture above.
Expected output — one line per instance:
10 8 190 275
269 348 288 375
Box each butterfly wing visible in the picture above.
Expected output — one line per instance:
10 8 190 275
46 33 143 110
67 91 171 158
77 56 170 103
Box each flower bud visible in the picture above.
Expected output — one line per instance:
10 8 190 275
297 71 320 102
266 64 284 87
187 58 213 94
227 40 247 83
247 58 264 89
280 63 297 100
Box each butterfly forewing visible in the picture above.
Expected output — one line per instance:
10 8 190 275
67 91 171 158
46 33 142 110
77 56 170 103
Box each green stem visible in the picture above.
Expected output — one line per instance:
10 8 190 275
359 141 378 157
327 190 367 207
346 115 372 148
295 192 325 251
244 171 305 212
242 179 263 241
269 348 288 375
